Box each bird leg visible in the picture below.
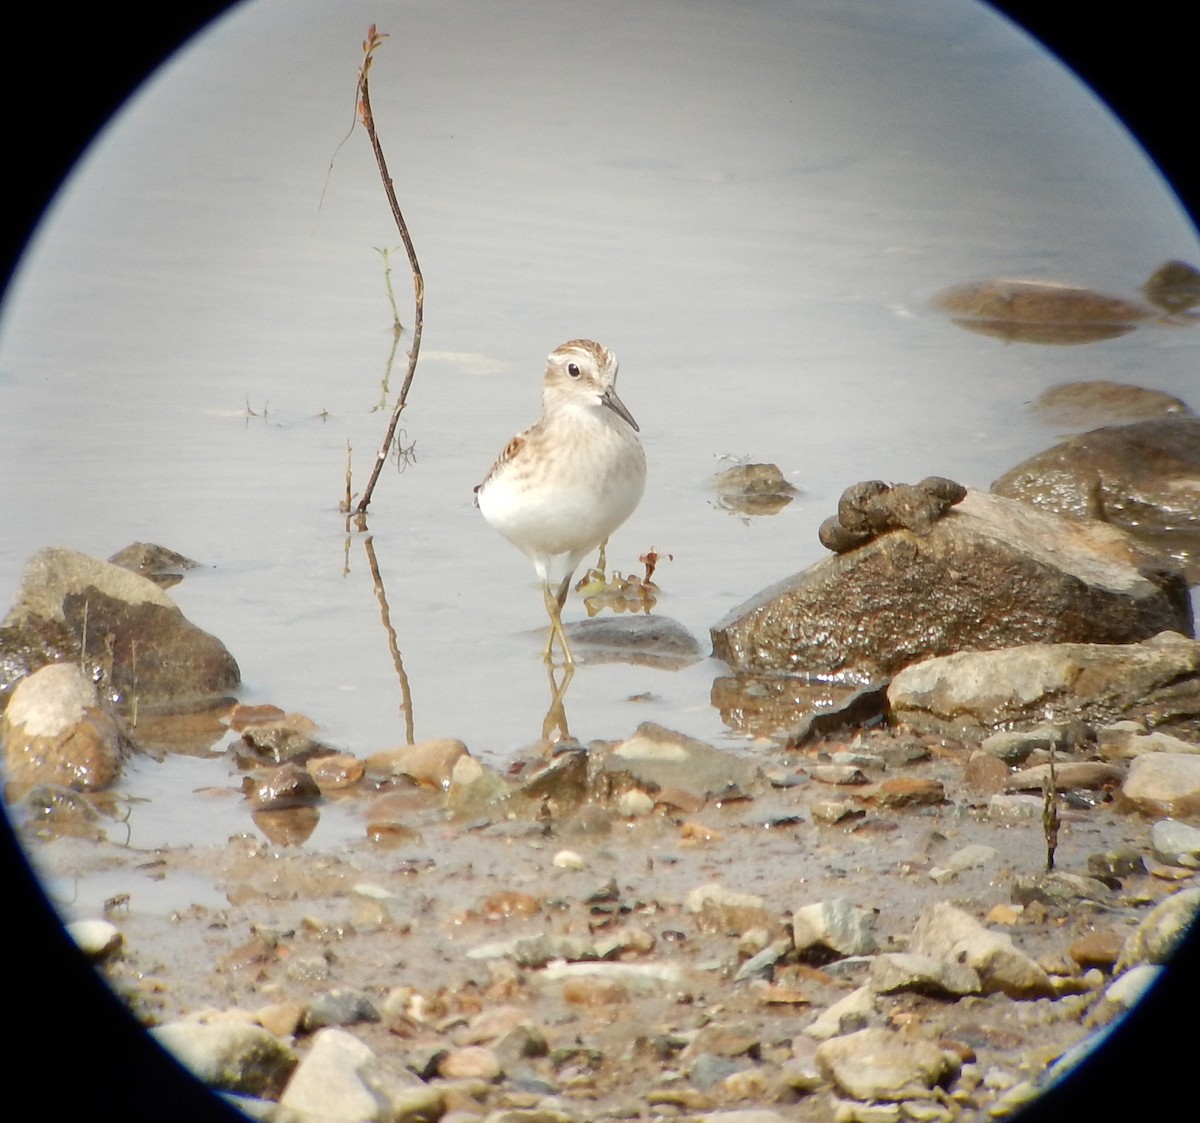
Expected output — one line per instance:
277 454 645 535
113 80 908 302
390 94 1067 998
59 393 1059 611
541 663 575 740
541 579 575 665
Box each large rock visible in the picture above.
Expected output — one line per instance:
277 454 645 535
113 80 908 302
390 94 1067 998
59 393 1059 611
909 902 1054 999
711 489 1190 679
888 631 1200 738
992 416 1200 579
1 546 240 709
2 663 129 790
151 1020 297 1099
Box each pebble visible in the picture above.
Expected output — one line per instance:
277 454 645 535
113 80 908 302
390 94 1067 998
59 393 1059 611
66 918 123 959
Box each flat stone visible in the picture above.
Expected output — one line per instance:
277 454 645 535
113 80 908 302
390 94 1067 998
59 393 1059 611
815 1026 958 1102
888 631 1200 738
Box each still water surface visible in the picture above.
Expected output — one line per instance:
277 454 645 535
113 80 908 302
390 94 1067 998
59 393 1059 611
2 0 1198 852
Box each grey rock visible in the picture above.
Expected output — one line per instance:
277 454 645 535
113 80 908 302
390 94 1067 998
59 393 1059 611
279 1028 435 1123
599 722 765 802
302 989 382 1031
868 952 981 998
803 985 875 1041
1116 887 1200 970
568 614 703 669
152 1020 297 1100
793 898 877 958
1150 819 1200 867
814 1026 958 1102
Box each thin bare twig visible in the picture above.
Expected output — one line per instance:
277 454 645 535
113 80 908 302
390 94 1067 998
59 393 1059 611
355 26 424 514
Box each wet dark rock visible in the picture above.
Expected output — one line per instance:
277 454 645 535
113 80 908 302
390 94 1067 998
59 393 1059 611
247 762 322 810
888 631 1200 738
992 416 1200 579
931 278 1153 344
712 489 1191 680
108 541 200 589
239 721 338 765
1086 846 1146 881
712 462 799 516
1142 259 1200 318
2 662 132 790
567 613 702 669
0 546 240 709
710 673 883 740
1032 380 1192 427
819 476 967 553
508 745 590 814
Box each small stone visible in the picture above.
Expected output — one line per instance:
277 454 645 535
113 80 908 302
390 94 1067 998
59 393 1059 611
152 1020 297 1099
2 663 129 790
306 753 365 791
1150 818 1200 867
1067 931 1124 971
66 918 123 959
616 788 655 817
302 988 381 1031
793 898 877 958
552 849 586 869
437 1046 502 1081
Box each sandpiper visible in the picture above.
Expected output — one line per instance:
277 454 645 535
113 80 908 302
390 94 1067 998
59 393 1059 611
475 339 647 664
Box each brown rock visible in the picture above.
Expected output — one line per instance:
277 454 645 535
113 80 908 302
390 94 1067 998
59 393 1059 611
1068 930 1124 971
992 416 1200 579
712 489 1189 679
366 738 469 789
1032 381 1192 427
1 546 239 708
2 663 130 790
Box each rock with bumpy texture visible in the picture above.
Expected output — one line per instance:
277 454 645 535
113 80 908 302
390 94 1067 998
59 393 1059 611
909 902 1054 999
888 631 1200 739
1 546 240 708
2 663 130 790
712 489 1191 679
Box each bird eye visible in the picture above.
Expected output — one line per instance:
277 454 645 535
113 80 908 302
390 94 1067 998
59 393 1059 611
567 362 581 378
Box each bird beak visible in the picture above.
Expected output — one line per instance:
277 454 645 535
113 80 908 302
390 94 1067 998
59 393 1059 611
601 387 640 432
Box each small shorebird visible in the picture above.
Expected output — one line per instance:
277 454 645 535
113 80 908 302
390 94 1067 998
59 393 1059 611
475 339 647 665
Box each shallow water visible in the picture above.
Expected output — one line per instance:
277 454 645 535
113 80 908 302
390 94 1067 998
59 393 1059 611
2 0 1198 855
